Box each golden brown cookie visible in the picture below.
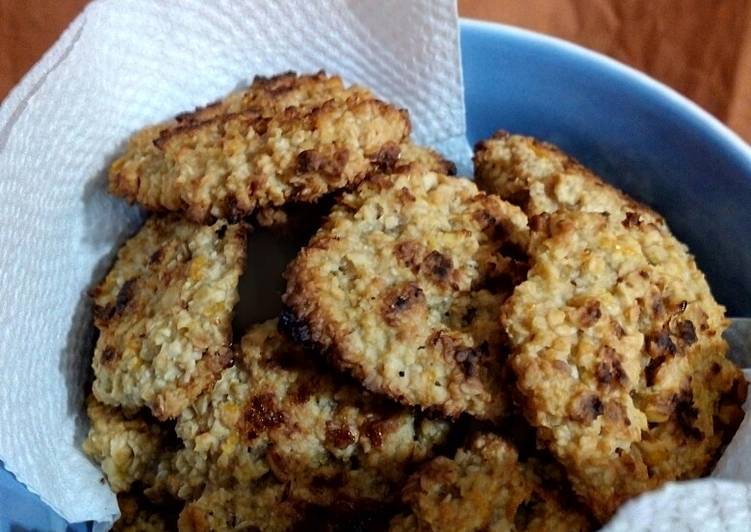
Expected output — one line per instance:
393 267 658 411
395 142 456 175
282 170 529 421
473 131 663 227
474 132 746 520
159 319 450 507
113 493 176 532
389 433 591 532
251 141 455 229
82 396 173 493
504 211 746 522
177 480 305 532
91 215 246 420
109 71 410 224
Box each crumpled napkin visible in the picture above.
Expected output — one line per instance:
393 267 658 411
0 0 748 529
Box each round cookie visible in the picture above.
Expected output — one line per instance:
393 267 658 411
395 142 456 176
389 433 592 532
473 131 663 228
90 215 246 420
178 480 305 532
109 71 411 224
82 396 174 493
158 319 450 506
282 170 530 421
503 211 746 522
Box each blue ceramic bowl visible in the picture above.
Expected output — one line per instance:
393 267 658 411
2 18 751 531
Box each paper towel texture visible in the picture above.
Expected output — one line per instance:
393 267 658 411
0 0 467 524
603 479 751 532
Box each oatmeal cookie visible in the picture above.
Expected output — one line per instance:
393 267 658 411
171 71 365 126
161 319 450 506
282 170 529 420
389 433 591 531
82 397 173 493
91 215 246 420
473 131 663 227
109 71 410 223
395 143 456 175
252 141 454 229
503 211 746 521
177 479 305 532
113 493 176 532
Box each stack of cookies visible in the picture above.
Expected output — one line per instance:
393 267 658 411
83 72 747 531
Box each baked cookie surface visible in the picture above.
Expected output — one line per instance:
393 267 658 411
91 215 246 419
282 171 529 421
82 396 173 493
473 131 663 228
160 319 450 508
504 211 746 521
177 480 304 532
475 132 746 521
396 142 456 176
110 71 411 223
389 433 591 532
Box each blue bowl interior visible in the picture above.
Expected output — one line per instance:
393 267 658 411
3 18 751 530
0 461 74 531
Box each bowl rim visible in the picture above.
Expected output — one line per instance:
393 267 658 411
460 17 751 168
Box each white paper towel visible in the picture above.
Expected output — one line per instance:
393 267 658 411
0 0 750 529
